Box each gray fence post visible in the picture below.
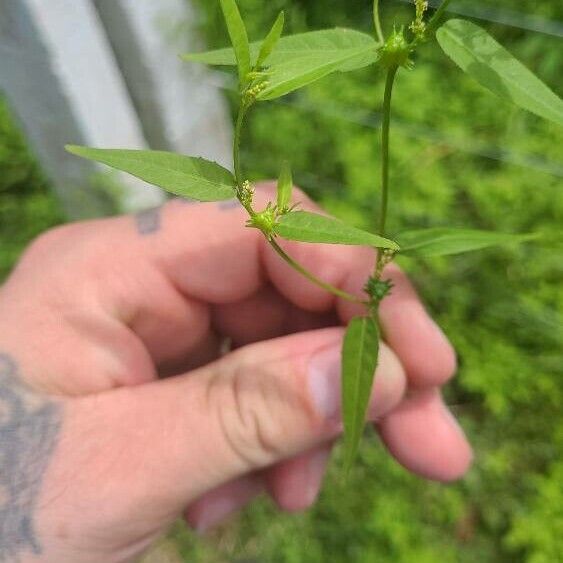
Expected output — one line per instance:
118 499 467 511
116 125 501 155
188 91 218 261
93 0 233 168
0 0 232 219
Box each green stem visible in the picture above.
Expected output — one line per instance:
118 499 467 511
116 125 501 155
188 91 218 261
233 106 247 190
378 66 398 238
233 104 364 306
425 0 453 36
373 0 384 44
269 239 366 305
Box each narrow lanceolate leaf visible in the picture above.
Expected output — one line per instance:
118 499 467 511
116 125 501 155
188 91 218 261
276 211 399 250
219 0 251 88
342 316 380 472
183 29 378 99
276 161 293 211
397 227 537 257
65 146 235 201
437 19 563 126
256 11 285 69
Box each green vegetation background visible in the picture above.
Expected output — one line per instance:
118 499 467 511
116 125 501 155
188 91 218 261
1 0 561 561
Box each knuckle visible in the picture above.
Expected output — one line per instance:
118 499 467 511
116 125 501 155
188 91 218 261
208 350 314 469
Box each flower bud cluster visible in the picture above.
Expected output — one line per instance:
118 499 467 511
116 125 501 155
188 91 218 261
242 81 269 108
410 0 429 40
246 203 277 239
238 180 255 209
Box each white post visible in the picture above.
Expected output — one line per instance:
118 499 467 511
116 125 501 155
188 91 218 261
93 0 233 168
0 0 164 217
0 0 232 218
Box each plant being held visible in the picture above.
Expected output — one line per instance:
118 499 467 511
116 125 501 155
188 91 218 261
66 0 561 470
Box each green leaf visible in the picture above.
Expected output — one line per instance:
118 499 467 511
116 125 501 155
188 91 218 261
65 146 235 202
256 11 285 69
276 211 399 250
342 316 379 472
437 19 563 126
183 29 378 99
219 0 251 88
276 161 293 211
258 29 378 100
397 227 537 257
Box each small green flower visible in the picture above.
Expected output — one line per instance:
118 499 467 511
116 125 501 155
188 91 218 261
379 27 414 70
246 203 277 239
364 277 394 303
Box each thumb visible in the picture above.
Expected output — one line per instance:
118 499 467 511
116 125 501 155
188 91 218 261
80 328 405 513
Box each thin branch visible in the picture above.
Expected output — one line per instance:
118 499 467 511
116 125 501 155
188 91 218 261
269 239 367 305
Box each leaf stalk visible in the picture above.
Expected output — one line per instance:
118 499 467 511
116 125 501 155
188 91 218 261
269 239 367 305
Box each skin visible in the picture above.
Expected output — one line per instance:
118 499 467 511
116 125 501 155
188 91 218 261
0 184 472 562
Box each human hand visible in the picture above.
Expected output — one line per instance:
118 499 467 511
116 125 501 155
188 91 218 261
0 185 472 562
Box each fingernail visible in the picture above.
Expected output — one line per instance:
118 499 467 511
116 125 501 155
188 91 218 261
305 449 331 505
307 344 341 422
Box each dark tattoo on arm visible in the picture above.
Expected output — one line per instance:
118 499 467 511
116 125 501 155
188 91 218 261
0 354 63 562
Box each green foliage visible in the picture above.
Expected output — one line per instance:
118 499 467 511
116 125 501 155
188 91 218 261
184 29 379 100
256 11 285 68
437 19 563 126
0 97 63 282
176 0 563 561
276 210 399 249
259 29 379 100
398 227 537 257
186 0 561 482
65 146 236 201
506 461 563 562
341 315 379 472
219 0 251 88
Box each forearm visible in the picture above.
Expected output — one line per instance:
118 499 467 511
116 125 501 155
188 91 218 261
0 351 64 563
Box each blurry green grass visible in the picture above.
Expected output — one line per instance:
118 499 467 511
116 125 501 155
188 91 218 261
0 98 63 280
1 0 562 561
